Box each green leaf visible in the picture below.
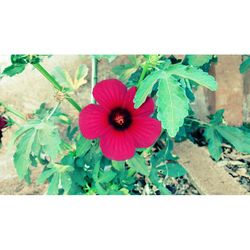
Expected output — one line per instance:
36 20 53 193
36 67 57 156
24 169 32 185
52 66 73 89
98 170 117 184
240 56 250 74
128 55 137 65
92 160 108 195
71 168 86 186
216 126 250 154
76 135 92 157
94 55 117 63
165 138 178 160
210 109 224 125
12 117 61 180
186 55 213 67
204 127 223 161
47 172 60 195
167 64 217 91
37 168 57 184
51 163 74 173
37 121 61 160
156 76 189 137
126 153 149 176
61 172 72 194
42 163 74 195
134 70 162 108
10 125 34 148
112 160 125 172
2 64 26 77
112 64 137 82
61 154 75 166
165 163 187 177
84 143 102 167
13 128 36 180
149 167 171 195
73 64 88 89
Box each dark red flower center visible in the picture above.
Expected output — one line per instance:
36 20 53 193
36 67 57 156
108 107 132 131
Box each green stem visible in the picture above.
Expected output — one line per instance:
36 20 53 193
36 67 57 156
33 63 62 91
32 63 82 112
47 102 60 121
0 102 26 121
185 117 209 126
65 97 82 112
91 56 98 103
138 62 149 87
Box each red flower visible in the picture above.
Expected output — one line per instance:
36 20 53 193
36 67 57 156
0 116 7 144
79 79 161 161
0 116 7 130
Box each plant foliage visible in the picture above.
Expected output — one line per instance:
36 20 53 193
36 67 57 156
3 54 249 195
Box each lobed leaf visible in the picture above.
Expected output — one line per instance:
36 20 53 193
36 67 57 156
52 66 73 89
73 64 88 89
156 76 189 137
167 64 217 91
13 128 36 180
186 55 213 67
37 121 61 160
216 126 250 154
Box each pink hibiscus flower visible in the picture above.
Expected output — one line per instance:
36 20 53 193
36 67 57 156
79 79 161 161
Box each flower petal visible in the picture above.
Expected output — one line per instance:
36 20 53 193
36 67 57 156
79 104 109 139
100 130 135 161
130 117 162 148
123 86 155 117
93 79 127 110
0 116 7 130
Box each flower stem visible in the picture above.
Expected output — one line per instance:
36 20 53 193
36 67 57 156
32 63 82 112
91 56 98 103
0 102 26 121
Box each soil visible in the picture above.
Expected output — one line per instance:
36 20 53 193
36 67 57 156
166 176 200 195
218 144 250 193
0 168 47 195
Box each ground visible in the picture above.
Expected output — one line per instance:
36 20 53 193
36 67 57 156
0 168 47 195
